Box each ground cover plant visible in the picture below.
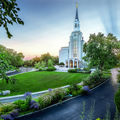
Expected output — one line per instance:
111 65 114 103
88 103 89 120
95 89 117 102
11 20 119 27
0 71 89 96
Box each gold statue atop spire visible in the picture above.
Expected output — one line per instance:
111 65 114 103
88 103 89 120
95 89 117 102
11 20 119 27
76 3 78 8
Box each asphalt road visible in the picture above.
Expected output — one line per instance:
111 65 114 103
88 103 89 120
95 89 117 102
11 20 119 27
16 77 118 120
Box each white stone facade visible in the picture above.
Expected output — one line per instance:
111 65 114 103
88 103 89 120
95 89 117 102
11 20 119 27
59 3 85 68
59 47 69 64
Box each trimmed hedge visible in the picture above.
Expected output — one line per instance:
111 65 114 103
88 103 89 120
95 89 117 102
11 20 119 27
115 89 120 112
46 67 56 71
68 69 77 73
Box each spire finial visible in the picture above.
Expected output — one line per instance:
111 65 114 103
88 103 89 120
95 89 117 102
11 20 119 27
76 2 78 8
75 3 79 20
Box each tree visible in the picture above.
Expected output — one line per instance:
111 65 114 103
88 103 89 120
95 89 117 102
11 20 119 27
0 54 14 83
0 0 24 38
41 61 45 68
40 53 52 64
83 33 119 72
34 62 41 69
0 44 24 67
24 60 33 67
48 59 53 67
32 56 40 65
52 56 59 65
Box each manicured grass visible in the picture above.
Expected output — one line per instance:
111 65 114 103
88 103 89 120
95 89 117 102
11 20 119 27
0 71 89 96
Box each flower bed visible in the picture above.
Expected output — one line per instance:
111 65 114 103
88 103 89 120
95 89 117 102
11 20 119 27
0 84 90 120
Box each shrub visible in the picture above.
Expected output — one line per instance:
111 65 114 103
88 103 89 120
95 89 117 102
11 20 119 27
1 109 19 120
83 67 90 71
20 103 29 111
24 92 32 105
115 89 120 112
39 67 42 71
13 100 29 111
0 103 16 114
81 86 90 95
68 83 80 94
66 88 70 95
38 95 51 109
41 61 46 68
38 88 67 108
80 89 89 95
72 91 78 97
83 69 102 87
1 114 12 120
48 59 53 67
34 62 41 69
77 90 81 95
0 90 3 95
59 62 65 65
78 85 83 90
10 109 19 119
30 100 39 110
13 100 25 109
47 67 56 71
68 69 77 73
117 71 120 84
9 77 18 85
52 90 64 103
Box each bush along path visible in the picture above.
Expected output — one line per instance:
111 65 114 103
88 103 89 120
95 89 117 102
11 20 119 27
0 70 111 120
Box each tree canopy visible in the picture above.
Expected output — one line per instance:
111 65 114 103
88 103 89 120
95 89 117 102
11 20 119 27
0 44 24 67
0 0 24 38
83 33 119 71
25 53 59 66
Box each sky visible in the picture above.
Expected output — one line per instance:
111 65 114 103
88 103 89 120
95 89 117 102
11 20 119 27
0 0 120 60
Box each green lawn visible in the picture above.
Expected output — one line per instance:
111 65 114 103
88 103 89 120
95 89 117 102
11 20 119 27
0 71 89 96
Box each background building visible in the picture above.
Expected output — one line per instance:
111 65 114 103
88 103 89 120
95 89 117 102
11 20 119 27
59 3 85 68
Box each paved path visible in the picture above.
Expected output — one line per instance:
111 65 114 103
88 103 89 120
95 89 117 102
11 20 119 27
16 75 119 120
6 67 36 76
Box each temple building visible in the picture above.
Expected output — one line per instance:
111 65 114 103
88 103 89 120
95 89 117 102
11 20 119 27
59 3 85 68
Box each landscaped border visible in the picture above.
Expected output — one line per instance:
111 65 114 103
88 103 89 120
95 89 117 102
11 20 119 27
15 77 110 119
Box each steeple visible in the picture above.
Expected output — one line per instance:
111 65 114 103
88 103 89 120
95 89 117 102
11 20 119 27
75 3 79 20
74 3 80 31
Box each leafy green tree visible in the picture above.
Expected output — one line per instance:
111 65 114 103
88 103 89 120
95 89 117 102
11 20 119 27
0 44 24 67
32 56 40 65
0 54 14 83
41 61 45 68
52 56 59 65
40 53 52 64
34 62 41 69
83 33 119 72
0 0 24 38
48 59 53 67
24 60 33 67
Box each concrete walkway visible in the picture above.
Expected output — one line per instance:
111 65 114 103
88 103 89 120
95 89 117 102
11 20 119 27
6 67 36 76
16 68 119 120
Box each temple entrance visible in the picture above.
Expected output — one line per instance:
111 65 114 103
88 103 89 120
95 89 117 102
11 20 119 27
74 61 77 68
69 60 73 68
